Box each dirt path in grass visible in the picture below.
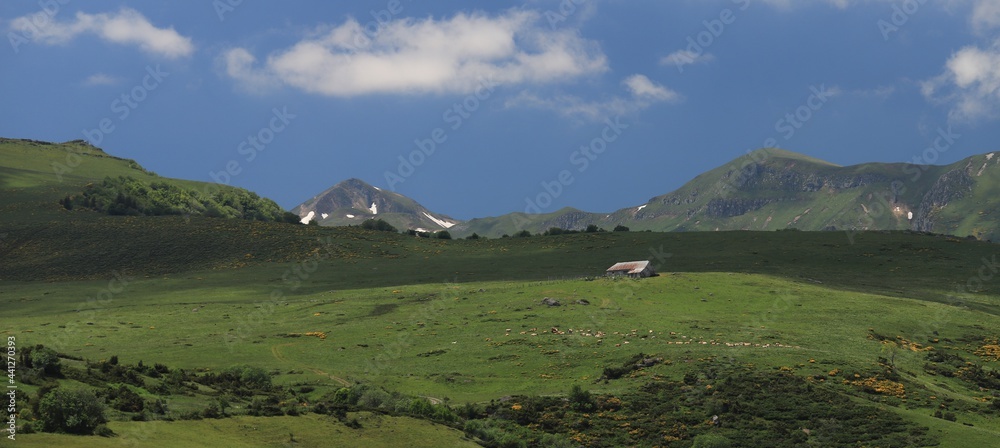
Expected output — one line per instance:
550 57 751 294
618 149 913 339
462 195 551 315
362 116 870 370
271 342 350 387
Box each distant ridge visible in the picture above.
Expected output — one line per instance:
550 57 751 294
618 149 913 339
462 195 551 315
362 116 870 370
448 148 1000 240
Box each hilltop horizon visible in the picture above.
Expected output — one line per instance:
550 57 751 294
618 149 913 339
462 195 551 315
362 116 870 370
9 136 998 241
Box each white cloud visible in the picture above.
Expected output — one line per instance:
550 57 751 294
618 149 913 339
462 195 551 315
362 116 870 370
506 74 678 121
923 40 1000 121
221 9 607 96
505 91 631 120
759 0 1000 32
660 50 715 71
82 73 121 86
622 74 679 101
222 48 277 93
870 85 896 98
9 7 193 58
839 85 895 99
972 0 1000 32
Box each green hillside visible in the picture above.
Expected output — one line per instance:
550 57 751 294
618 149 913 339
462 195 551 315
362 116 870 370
0 138 295 225
452 148 1000 240
3 229 999 446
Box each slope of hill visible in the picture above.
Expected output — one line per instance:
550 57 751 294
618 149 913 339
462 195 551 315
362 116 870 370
451 148 1000 239
291 178 460 231
0 138 294 225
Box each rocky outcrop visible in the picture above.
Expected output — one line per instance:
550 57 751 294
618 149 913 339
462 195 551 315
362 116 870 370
540 210 594 230
705 198 774 218
723 163 890 194
912 169 974 232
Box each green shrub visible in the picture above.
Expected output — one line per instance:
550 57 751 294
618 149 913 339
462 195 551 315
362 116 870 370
201 401 222 419
38 388 106 434
94 424 115 437
544 227 565 236
70 175 292 223
248 396 283 417
107 385 144 413
568 385 595 412
409 398 434 417
29 346 60 376
358 387 390 409
209 365 272 391
361 218 398 232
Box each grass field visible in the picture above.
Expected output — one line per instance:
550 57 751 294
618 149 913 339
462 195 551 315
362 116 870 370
13 413 479 448
4 242 1000 445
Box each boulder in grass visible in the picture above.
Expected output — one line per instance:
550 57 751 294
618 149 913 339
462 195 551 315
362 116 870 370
541 297 561 307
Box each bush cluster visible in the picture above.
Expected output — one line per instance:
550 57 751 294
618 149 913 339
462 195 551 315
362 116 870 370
63 175 298 223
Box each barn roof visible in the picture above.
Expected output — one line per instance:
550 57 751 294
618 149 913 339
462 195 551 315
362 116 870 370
606 260 651 274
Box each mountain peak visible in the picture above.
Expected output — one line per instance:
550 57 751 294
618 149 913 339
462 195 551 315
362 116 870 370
745 148 840 167
337 178 377 189
292 178 459 230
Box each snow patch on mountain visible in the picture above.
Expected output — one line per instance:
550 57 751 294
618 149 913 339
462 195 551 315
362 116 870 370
300 211 315 224
321 213 329 219
370 202 378 214
637 205 647 212
423 212 455 228
346 214 355 218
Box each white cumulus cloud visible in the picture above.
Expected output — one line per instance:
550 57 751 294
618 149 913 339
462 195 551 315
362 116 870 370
221 9 607 96
623 74 679 101
9 7 193 59
923 40 1000 121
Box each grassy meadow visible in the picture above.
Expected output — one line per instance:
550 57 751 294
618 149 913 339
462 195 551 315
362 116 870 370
4 230 1000 446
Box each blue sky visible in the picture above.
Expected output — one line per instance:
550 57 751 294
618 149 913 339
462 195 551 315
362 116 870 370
3 0 1000 220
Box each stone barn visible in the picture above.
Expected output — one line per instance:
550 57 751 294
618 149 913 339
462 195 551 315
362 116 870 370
605 260 655 278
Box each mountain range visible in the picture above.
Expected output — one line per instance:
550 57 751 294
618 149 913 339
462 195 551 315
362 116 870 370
296 147 1000 241
1 137 996 241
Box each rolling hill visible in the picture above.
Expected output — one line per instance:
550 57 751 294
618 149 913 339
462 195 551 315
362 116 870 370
0 138 295 225
451 148 1000 239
